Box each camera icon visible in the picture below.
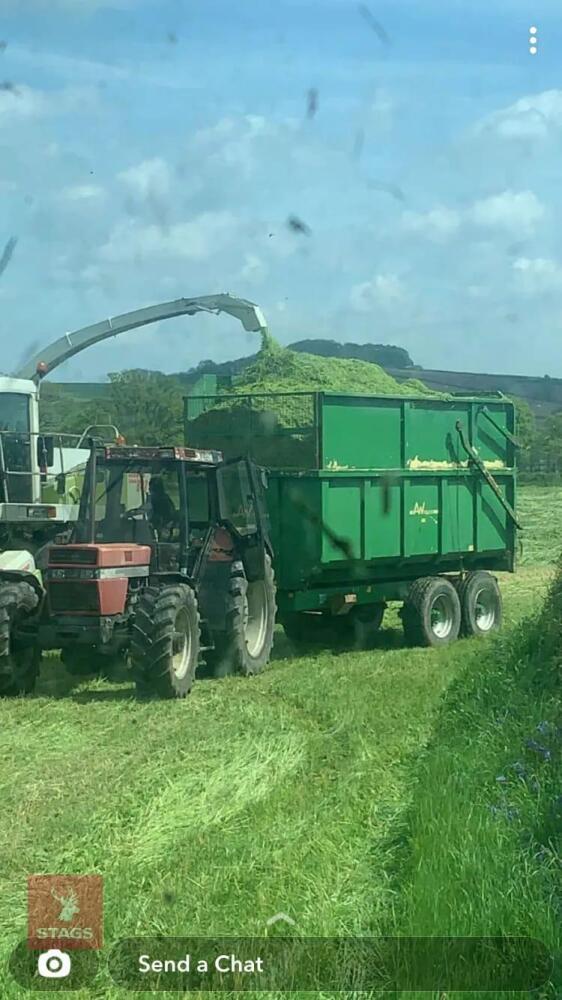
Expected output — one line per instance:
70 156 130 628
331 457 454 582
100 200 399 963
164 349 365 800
37 949 72 979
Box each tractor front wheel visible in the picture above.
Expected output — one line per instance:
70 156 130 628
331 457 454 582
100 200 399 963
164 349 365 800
207 555 276 677
0 581 41 697
131 584 200 698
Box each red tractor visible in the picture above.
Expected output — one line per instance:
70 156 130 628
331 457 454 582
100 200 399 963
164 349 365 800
16 443 276 698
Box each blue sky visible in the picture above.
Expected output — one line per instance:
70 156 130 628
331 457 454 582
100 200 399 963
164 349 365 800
1 0 561 380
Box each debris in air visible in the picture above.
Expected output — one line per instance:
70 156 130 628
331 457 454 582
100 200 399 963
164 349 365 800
357 4 391 45
167 32 178 44
287 215 312 236
0 81 17 93
0 42 6 53
0 236 17 279
306 87 318 119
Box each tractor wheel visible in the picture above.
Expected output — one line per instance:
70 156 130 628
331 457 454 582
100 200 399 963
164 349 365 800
207 555 276 677
0 581 41 697
131 584 200 699
456 571 503 638
402 576 461 648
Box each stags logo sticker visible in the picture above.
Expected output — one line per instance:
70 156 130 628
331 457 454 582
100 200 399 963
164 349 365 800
28 875 103 950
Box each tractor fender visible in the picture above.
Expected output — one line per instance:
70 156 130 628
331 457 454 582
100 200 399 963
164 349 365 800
0 566 45 602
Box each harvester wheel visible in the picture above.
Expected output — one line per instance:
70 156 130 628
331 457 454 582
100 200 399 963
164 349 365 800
131 584 200 698
0 581 41 697
402 576 461 648
456 571 503 637
207 555 276 677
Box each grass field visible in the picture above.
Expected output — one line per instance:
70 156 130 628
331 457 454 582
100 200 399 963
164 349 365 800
0 486 560 998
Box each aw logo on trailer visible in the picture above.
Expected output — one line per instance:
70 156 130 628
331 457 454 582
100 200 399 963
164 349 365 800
28 874 103 950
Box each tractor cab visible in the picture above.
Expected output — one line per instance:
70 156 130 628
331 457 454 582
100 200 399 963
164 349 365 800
34 443 275 698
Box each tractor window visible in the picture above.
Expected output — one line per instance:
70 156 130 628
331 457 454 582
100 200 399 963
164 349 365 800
217 460 258 536
186 472 209 525
0 393 32 503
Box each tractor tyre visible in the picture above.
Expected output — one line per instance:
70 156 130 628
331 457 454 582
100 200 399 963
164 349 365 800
0 580 41 697
456 571 503 638
207 555 276 677
402 576 461 648
131 583 200 699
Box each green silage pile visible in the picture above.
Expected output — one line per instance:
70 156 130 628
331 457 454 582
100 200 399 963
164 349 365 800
187 333 446 468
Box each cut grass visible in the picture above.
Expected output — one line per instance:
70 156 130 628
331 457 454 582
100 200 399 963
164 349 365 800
0 566 553 998
0 484 557 998
517 484 562 566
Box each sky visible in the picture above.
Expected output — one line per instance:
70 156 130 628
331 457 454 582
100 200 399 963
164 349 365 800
1 0 562 381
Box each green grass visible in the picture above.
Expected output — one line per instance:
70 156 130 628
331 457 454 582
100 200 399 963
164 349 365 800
0 486 559 998
518 484 562 565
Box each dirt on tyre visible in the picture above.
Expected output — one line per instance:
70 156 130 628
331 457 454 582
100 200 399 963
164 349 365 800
456 571 503 637
207 554 276 677
0 580 41 697
402 576 461 648
131 583 200 698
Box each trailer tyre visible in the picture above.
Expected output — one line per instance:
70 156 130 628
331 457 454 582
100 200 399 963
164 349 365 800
131 584 200 699
456 571 503 637
402 576 461 648
208 555 276 677
337 603 386 650
0 581 41 696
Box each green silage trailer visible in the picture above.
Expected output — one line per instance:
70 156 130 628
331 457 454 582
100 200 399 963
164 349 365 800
184 390 520 647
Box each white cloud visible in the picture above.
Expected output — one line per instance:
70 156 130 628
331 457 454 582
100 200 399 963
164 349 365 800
60 184 105 202
512 257 562 292
118 158 172 201
0 83 97 122
350 274 404 312
402 191 546 244
470 190 545 234
239 253 268 284
476 90 562 140
98 211 240 264
402 206 461 240
0 84 49 121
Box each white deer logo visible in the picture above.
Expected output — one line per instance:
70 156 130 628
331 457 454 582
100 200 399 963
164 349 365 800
51 886 80 922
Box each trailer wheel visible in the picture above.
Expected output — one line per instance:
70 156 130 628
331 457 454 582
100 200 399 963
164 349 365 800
456 572 503 637
0 581 41 696
208 555 276 677
131 584 200 698
402 577 461 648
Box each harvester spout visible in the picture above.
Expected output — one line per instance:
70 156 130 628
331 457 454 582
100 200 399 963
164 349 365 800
14 294 268 383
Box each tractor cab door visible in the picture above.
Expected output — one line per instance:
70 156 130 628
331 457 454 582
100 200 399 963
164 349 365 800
216 458 271 580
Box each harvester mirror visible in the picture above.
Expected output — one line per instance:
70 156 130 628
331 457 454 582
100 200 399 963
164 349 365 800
56 473 66 495
37 435 55 468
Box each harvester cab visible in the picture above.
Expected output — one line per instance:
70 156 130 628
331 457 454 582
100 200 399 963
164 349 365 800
23 443 276 699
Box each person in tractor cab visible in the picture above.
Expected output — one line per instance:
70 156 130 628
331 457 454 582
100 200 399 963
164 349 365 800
146 475 176 535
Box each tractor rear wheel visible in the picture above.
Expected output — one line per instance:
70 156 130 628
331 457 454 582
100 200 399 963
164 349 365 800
131 584 200 698
402 576 461 648
0 580 41 697
207 555 276 677
456 571 503 637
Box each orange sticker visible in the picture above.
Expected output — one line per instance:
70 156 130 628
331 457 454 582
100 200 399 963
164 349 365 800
28 875 103 950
